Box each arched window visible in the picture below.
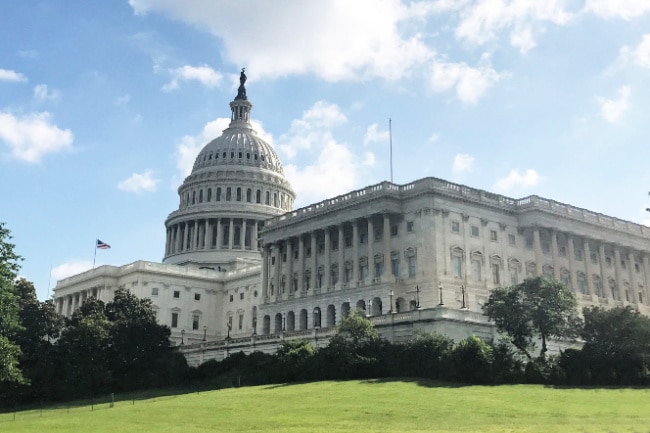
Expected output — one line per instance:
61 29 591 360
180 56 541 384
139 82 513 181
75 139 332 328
265 191 270 205
236 187 242 201
199 189 203 203
246 188 252 202
207 188 212 202
216 187 222 201
226 187 232 201
256 189 261 204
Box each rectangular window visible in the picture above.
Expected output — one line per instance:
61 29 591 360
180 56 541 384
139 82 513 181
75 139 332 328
391 258 400 277
194 293 200 301
171 312 178 328
238 315 243 330
240 292 244 300
406 221 414 233
374 230 382 241
542 242 550 254
374 261 384 278
510 268 519 285
451 221 460 233
360 233 368 244
344 236 352 247
525 237 533 249
391 225 398 236
318 244 325 254
471 226 479 237
508 234 516 246
635 263 640 273
360 263 369 279
452 256 462 278
229 294 234 302
332 239 339 251
271 256 276 265
471 260 481 282
606 257 612 267
621 260 626 269
294 249 299 260
490 230 498 241
575 249 583 261
151 287 159 296
408 256 416 278
306 246 312 257
559 246 567 257
192 314 200 330
173 290 180 299
492 264 500 285
591 253 598 264
344 267 352 283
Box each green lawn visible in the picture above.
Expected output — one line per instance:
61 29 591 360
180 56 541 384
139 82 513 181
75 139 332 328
1 380 649 433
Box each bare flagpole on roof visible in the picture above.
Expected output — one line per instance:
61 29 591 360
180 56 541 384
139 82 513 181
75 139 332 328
389 118 393 183
93 239 97 270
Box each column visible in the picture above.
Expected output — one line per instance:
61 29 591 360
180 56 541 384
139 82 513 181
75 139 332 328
216 218 223 250
184 222 191 251
628 252 638 303
205 219 213 250
643 255 650 303
324 228 331 288
338 224 345 289
310 232 317 288
165 228 171 255
598 242 608 298
192 220 199 250
286 238 293 293
533 227 543 276
551 230 560 280
253 220 259 250
368 218 375 279
261 245 269 297
352 221 359 282
614 247 624 301
383 214 391 280
584 240 594 296
567 235 578 292
274 243 281 297
298 235 305 292
242 219 247 249
228 218 234 249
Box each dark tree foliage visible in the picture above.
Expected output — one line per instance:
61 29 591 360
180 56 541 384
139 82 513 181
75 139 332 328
579 306 650 385
482 277 581 359
0 223 24 385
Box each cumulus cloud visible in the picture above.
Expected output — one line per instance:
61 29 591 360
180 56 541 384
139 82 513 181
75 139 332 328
430 56 503 104
174 117 230 178
0 68 27 82
494 168 544 193
452 153 475 174
0 111 73 162
52 261 93 282
583 0 650 20
33 84 61 102
163 64 223 91
363 123 389 145
620 34 650 68
118 170 159 193
278 101 347 159
130 0 433 82
597 86 630 124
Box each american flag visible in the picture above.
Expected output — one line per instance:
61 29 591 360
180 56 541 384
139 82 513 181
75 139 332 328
96 239 111 249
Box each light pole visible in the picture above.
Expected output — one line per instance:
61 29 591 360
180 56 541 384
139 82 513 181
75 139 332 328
389 290 394 313
367 299 373 318
202 325 207 341
180 329 185 345
252 317 257 335
438 282 444 306
346 297 351 317
460 285 467 309
415 285 420 309
313 307 320 329
282 313 286 332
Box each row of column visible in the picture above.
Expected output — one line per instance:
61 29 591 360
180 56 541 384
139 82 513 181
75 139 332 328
262 214 394 299
530 227 650 303
166 218 260 256
56 287 102 317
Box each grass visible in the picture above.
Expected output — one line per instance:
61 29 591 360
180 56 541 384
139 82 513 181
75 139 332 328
1 379 649 433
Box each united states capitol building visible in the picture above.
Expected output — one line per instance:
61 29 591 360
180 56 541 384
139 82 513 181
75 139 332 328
53 73 650 365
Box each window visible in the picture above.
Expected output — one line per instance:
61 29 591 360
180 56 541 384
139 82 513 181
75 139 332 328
374 229 382 241
408 255 416 278
238 314 243 330
216 187 222 201
236 187 242 201
490 230 498 241
391 255 400 277
452 254 462 278
331 265 339 285
525 237 533 249
151 287 159 296
304 271 311 290
542 242 550 255
256 189 261 203
621 260 626 270
173 290 180 299
239 293 244 300
207 188 212 202
359 259 369 279
492 264 500 285
306 246 312 257
344 263 352 283
171 312 178 328
282 252 287 262
294 249 299 260
559 246 567 257
246 188 252 202
316 267 324 288
406 221 414 232
360 233 368 244
226 187 232 201
635 263 640 273
374 261 384 278
194 293 201 301
318 244 324 254
332 238 339 251
510 267 519 285
451 221 460 233
577 273 587 294
344 236 352 247
590 253 598 264
229 294 234 302
508 234 516 246
561 271 571 288
471 226 479 237
575 249 583 261
199 189 203 203
192 314 200 330
271 256 276 265
391 225 398 236
606 257 612 267
471 260 482 282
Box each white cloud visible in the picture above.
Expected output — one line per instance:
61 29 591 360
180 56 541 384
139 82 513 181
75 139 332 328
0 68 27 82
494 168 543 193
597 86 630 124
278 101 347 159
430 56 503 104
163 64 223 91
428 133 440 143
33 84 61 101
363 123 389 145
621 34 650 68
583 0 650 20
0 111 73 163
452 153 475 173
52 261 93 282
114 94 131 106
643 219 650 227
118 170 159 193
130 0 433 82
174 117 231 178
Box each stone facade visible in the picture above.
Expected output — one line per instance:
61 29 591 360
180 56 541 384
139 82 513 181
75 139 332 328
53 80 650 364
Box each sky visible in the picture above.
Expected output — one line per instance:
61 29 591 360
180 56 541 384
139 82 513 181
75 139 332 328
1 0 650 301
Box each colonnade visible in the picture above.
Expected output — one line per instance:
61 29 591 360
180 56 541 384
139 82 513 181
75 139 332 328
56 287 102 317
165 217 261 256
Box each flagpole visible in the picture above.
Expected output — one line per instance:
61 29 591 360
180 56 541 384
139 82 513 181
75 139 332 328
47 264 53 299
389 118 393 183
93 239 97 270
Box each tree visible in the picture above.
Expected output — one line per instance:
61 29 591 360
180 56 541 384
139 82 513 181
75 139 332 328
482 277 580 360
0 223 24 385
580 306 650 384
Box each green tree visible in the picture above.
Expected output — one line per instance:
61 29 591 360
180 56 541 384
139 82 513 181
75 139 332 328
581 306 650 384
482 277 580 360
0 223 24 384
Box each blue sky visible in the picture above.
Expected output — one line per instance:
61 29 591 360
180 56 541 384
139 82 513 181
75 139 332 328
1 0 649 300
